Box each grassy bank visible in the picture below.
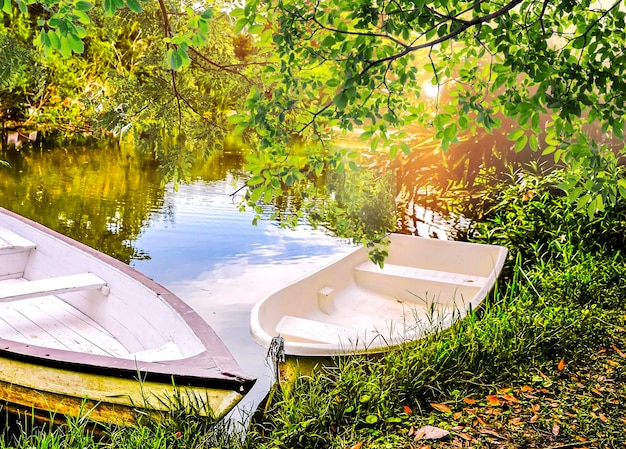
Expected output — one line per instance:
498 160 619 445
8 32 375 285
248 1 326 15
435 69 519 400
2 168 626 448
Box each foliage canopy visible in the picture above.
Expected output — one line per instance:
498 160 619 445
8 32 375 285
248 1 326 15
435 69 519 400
229 0 626 236
2 0 626 240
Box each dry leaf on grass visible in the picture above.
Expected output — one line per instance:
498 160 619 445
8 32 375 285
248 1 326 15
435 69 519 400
414 425 450 440
430 402 452 413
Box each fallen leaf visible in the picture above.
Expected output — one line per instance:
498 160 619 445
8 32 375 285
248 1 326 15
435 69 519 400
475 416 487 426
557 358 565 371
592 388 603 396
458 432 472 441
510 417 524 425
403 405 413 414
479 428 505 439
463 397 477 404
349 443 363 449
531 404 541 413
521 385 534 392
599 413 608 422
408 426 415 437
430 402 452 413
414 425 450 440
552 424 560 436
486 395 501 406
414 430 426 441
612 345 626 358
501 394 519 403
530 414 539 423
453 411 462 420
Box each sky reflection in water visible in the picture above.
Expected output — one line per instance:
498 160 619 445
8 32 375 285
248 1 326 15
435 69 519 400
131 176 354 415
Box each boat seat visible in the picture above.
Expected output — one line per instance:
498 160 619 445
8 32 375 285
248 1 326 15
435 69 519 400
0 273 108 302
276 315 363 345
0 227 37 280
354 262 490 287
0 227 37 252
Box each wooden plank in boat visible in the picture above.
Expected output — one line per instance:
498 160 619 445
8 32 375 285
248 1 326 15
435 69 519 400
0 227 36 251
0 297 126 356
0 273 107 302
354 262 489 287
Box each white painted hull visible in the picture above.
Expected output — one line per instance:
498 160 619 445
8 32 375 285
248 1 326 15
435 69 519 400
250 234 507 357
0 208 255 424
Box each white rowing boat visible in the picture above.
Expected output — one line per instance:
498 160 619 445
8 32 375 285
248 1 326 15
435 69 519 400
250 234 507 381
0 207 255 424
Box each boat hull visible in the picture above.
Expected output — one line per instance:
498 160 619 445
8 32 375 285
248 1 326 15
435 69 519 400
0 208 255 424
251 234 508 373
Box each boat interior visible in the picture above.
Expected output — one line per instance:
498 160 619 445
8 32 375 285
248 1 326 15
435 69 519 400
0 225 190 362
254 235 506 351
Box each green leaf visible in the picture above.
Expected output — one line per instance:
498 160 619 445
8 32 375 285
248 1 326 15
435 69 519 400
365 415 379 424
67 33 84 53
103 0 115 16
126 0 142 13
75 1 93 11
514 135 528 152
16 0 27 14
233 18 248 34
200 8 213 19
39 28 50 47
47 29 61 50
73 9 90 24
507 129 525 141
249 186 263 203
167 48 183 71
248 23 264 34
333 91 348 109
529 133 539 151
59 35 73 58
1 0 12 14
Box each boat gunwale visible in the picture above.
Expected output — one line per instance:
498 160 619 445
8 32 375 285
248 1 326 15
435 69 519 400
0 207 255 393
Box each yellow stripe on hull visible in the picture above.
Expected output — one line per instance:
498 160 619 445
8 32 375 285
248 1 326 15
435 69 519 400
0 357 244 425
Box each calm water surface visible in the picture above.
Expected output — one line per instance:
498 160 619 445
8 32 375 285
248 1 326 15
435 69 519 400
0 142 354 414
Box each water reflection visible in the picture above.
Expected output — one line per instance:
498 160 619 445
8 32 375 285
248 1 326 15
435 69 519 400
0 143 164 262
0 142 353 414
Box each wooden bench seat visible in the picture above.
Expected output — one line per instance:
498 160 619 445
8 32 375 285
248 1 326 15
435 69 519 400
0 227 37 252
0 273 108 302
0 227 37 280
354 262 489 287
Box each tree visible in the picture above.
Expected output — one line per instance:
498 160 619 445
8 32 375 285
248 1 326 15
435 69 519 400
2 0 626 241
1 0 257 182
229 0 626 232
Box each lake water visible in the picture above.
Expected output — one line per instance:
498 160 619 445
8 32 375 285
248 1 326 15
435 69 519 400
0 142 355 416
131 179 355 415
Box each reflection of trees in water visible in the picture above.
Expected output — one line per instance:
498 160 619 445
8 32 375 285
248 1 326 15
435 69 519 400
378 115 624 239
0 141 248 264
0 142 165 264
